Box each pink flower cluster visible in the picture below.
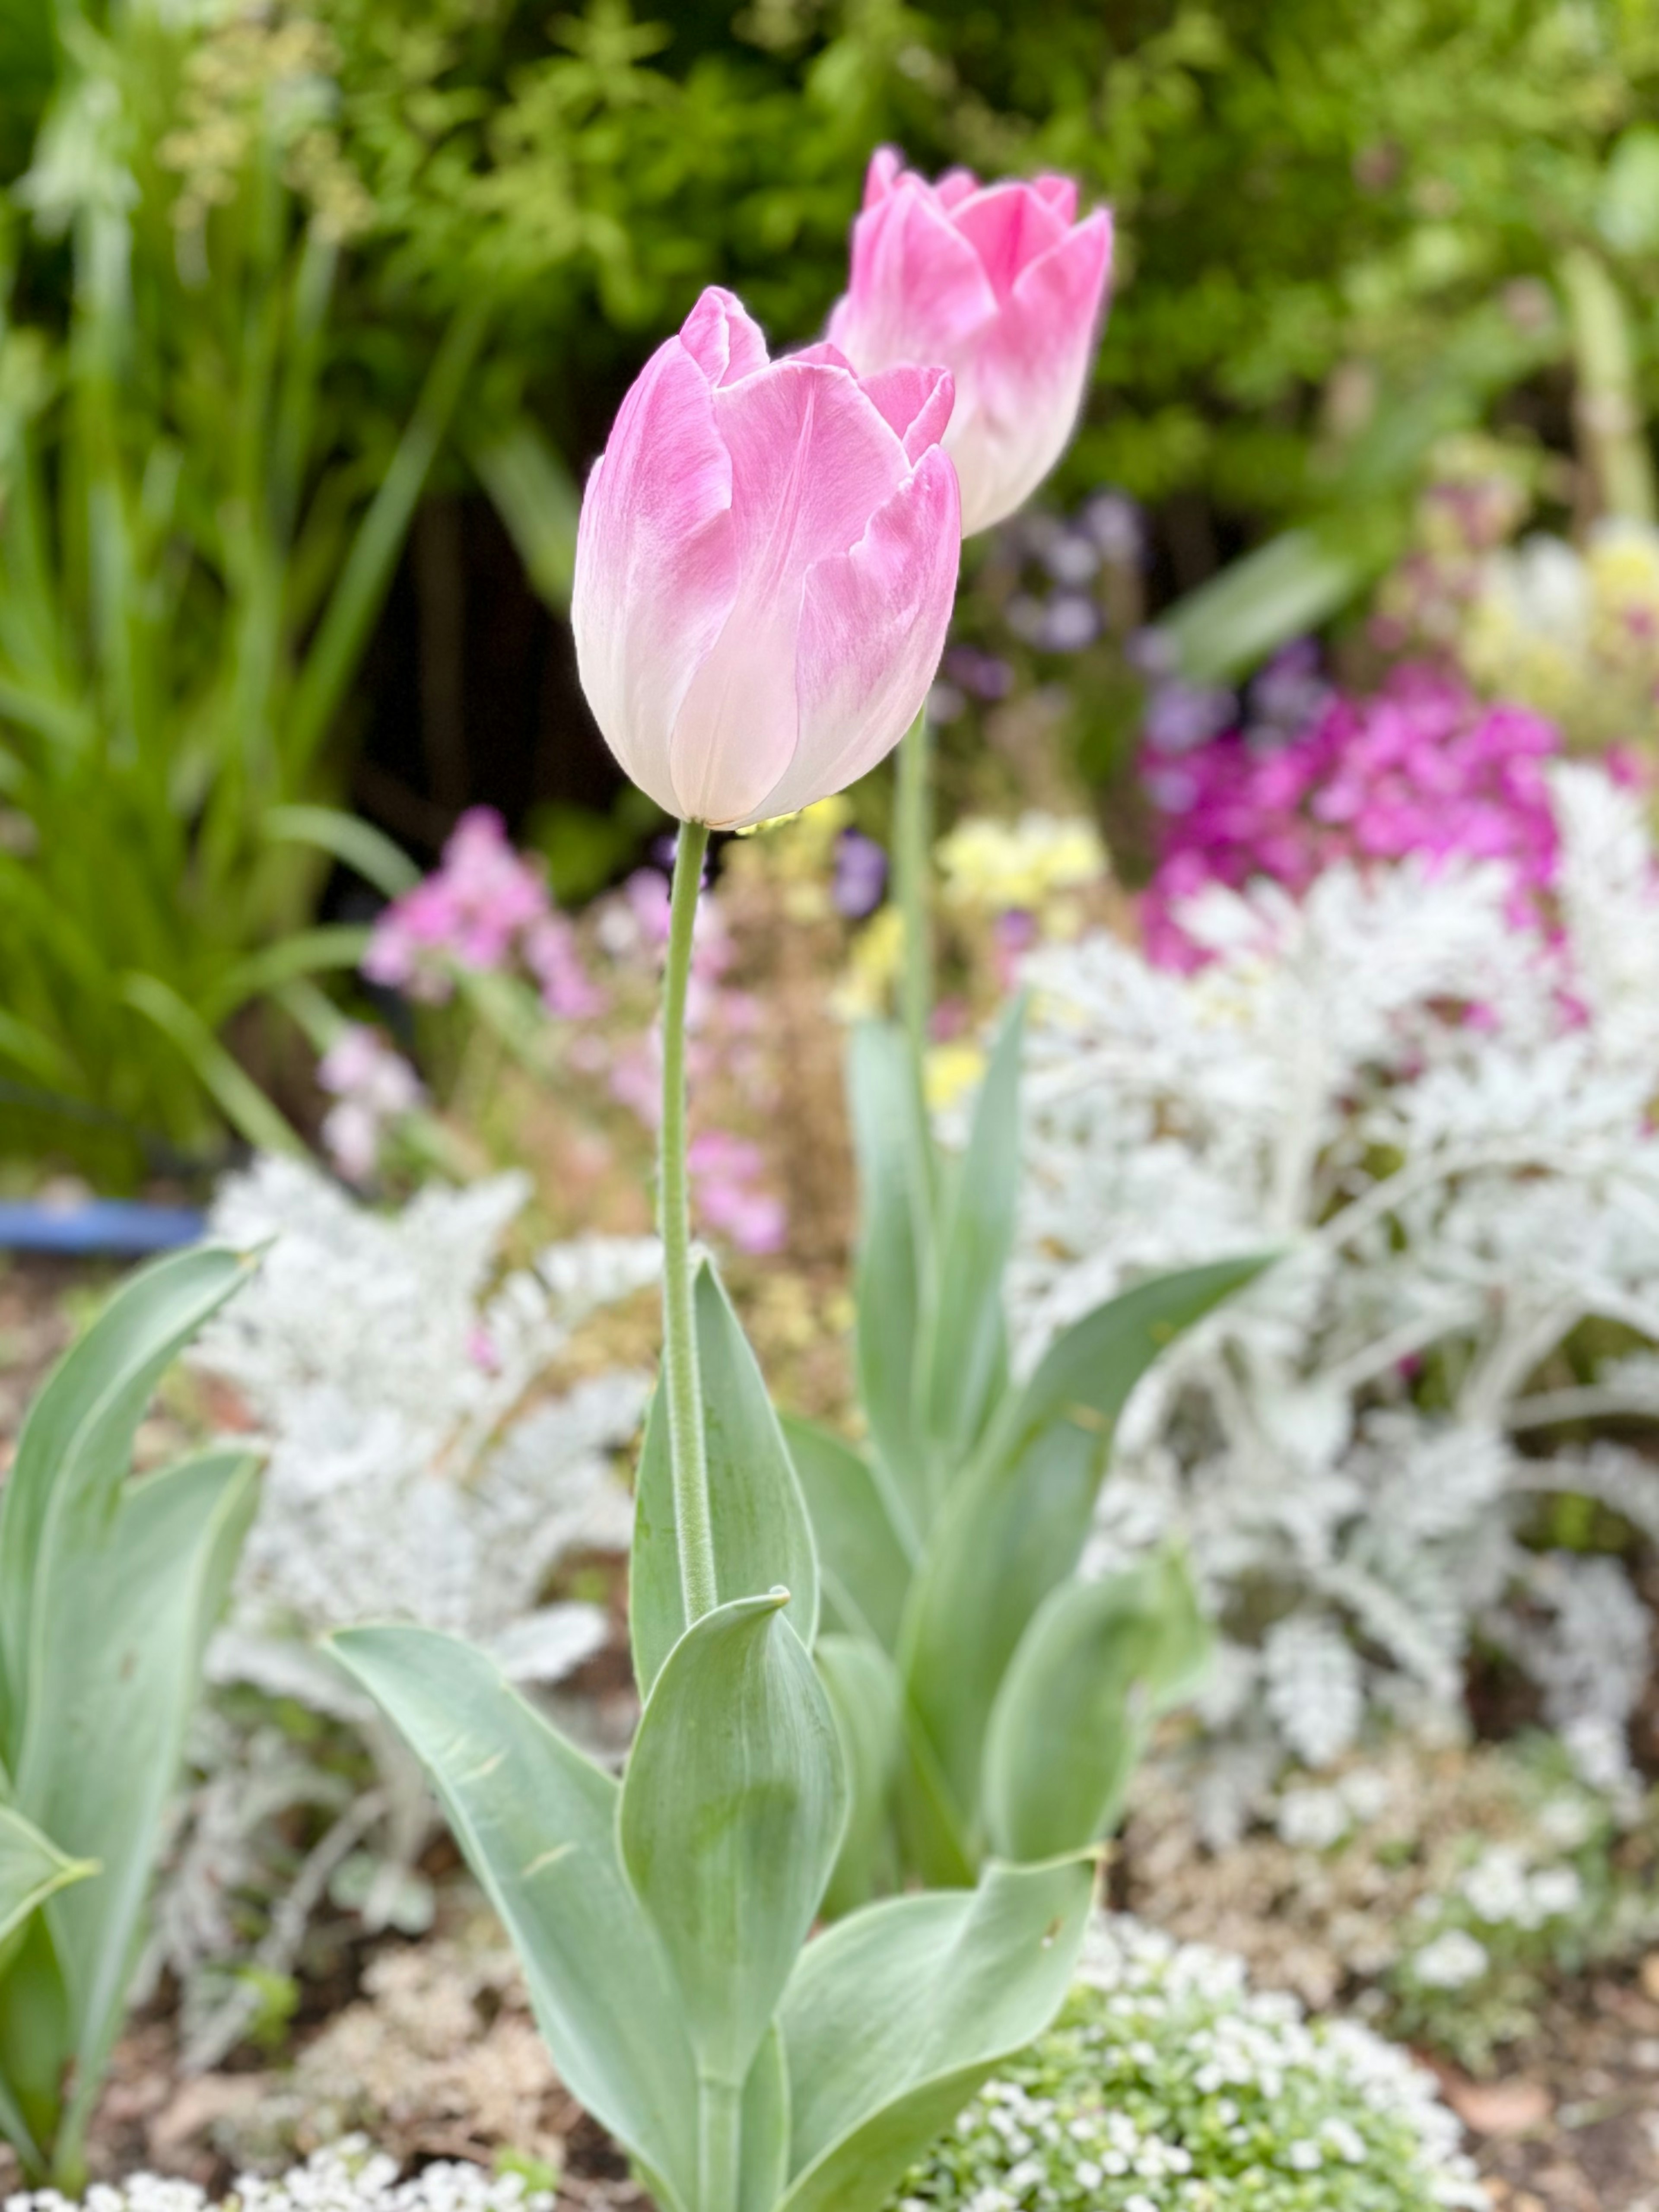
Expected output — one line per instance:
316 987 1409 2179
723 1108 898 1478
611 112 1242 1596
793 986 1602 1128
363 808 604 1019
1141 664 1564 966
317 1023 426 1184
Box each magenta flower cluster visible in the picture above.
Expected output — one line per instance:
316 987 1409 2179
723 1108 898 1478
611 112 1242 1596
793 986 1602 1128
1141 663 1564 966
363 807 604 1019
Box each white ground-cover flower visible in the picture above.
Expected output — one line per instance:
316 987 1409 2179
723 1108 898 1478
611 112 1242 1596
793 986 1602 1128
1011 763 1659 1824
3 2140 551 2212
890 1913 1487 2209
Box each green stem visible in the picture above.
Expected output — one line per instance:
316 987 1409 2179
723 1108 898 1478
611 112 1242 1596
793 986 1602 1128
893 704 932 1065
661 819 717 1624
697 2074 741 2212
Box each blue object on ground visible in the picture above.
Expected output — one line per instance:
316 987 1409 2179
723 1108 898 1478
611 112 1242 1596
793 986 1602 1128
0 1200 207 1255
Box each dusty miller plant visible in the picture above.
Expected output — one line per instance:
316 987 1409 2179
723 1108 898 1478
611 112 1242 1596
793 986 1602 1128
157 1157 655 2065
1010 763 1659 1834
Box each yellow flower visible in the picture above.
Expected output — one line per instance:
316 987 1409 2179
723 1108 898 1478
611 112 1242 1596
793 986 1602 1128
925 1042 986 1113
831 905 903 1022
938 812 1106 915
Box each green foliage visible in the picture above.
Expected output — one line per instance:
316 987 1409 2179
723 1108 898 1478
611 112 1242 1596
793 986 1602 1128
328 982 1097 2212
0 1247 259 2190
792 1006 1265 1903
0 10 477 1174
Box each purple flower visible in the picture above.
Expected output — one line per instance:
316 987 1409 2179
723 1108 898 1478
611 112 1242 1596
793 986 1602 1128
833 830 888 919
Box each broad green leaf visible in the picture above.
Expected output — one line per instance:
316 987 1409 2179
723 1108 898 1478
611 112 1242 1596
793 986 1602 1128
0 1914 65 2173
630 1261 821 1700
816 1634 902 1918
903 1261 1263 1854
0 1243 254 1767
982 1554 1212 1862
0 1805 92 1959
620 1592 845 2092
782 1416 913 1655
848 1022 932 1534
919 998 1023 1466
738 2022 790 2212
263 803 420 899
775 1855 1095 2212
331 1625 698 2212
470 417 580 612
25 1447 257 2132
984 1255 1271 1465
1156 527 1381 684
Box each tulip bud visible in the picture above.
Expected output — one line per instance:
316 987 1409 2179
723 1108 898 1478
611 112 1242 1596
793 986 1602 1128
828 148 1114 537
572 286 961 830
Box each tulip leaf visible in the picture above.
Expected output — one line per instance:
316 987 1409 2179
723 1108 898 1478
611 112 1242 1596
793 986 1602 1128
22 1445 258 2134
983 1553 1212 1862
782 1416 913 1656
816 1634 903 1917
631 1262 820 1700
331 1624 698 2212
847 1022 932 1535
0 1805 92 1960
919 997 1023 1466
738 2022 790 2212
775 1854 1095 2212
902 1259 1264 1852
0 1244 255 1768
620 1592 846 2092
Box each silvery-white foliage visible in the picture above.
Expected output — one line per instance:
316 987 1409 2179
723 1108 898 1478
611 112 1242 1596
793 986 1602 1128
1013 765 1659 1826
165 1158 655 2062
198 1155 656 1703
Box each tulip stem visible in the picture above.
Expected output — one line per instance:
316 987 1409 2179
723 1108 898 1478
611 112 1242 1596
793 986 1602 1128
894 703 933 1065
661 817 718 1626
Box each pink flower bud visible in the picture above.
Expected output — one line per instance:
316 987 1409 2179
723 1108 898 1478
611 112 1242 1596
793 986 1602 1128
572 285 960 829
828 149 1113 536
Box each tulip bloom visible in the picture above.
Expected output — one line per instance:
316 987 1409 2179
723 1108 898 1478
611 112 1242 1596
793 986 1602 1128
572 285 961 830
828 148 1113 537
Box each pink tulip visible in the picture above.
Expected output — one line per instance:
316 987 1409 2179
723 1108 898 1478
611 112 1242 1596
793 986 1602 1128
572 285 960 830
828 148 1113 536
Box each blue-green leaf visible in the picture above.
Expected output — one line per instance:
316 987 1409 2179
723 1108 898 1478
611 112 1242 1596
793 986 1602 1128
331 1625 697 2212
982 1553 1211 1861
782 1416 913 1655
775 1855 1095 2212
816 1634 902 1918
630 1261 820 1700
919 998 1023 1466
847 1022 932 1533
620 1592 845 2092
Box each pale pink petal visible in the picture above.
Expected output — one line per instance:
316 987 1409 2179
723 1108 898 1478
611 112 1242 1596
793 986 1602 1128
667 361 910 825
950 179 1070 301
1032 175 1079 221
829 178 999 365
680 286 770 387
571 331 741 815
862 145 903 208
934 167 980 210
793 340 857 372
859 362 955 460
741 449 960 824
951 209 1113 532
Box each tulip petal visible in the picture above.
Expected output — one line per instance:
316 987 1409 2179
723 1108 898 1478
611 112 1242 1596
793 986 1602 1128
863 146 903 209
935 168 981 210
681 285 770 388
668 362 911 826
950 179 1071 303
860 363 956 462
950 209 1113 533
572 334 740 816
1033 174 1079 222
743 449 960 826
830 179 999 366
